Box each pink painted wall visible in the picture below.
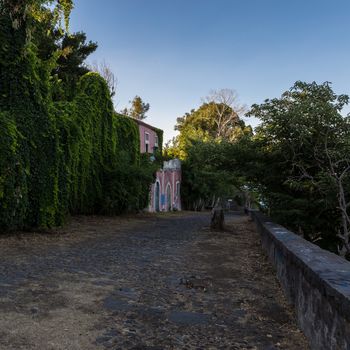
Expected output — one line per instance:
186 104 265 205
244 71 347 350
138 124 158 154
134 118 181 212
148 162 182 212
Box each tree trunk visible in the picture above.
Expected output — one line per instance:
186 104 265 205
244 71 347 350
211 207 225 231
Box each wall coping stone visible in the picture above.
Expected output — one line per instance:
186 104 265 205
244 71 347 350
249 210 350 349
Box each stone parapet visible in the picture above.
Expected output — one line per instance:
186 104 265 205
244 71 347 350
249 210 350 350
163 159 181 170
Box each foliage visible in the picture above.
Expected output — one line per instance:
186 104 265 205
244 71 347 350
181 141 243 210
57 72 118 214
0 112 27 228
54 32 98 99
247 81 350 254
167 95 251 210
178 81 350 256
0 1 157 230
0 4 63 228
0 0 73 33
122 95 150 120
166 102 252 160
203 89 247 139
102 153 158 214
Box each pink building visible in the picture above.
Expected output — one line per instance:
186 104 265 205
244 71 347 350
134 119 182 212
137 119 160 154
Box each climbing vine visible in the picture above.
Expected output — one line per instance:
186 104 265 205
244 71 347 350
0 1 159 230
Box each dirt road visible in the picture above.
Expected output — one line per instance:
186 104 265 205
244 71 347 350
0 212 308 349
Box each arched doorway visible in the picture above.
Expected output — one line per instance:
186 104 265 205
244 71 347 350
166 183 172 211
155 182 160 212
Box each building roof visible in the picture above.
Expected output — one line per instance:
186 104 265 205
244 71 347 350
130 117 160 132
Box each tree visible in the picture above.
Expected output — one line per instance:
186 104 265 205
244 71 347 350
181 141 242 210
248 81 350 256
0 0 75 228
89 60 117 98
203 89 247 140
165 89 251 209
27 3 97 101
0 0 73 32
123 96 150 120
168 93 251 159
54 31 98 99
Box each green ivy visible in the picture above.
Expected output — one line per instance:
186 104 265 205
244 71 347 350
0 7 161 230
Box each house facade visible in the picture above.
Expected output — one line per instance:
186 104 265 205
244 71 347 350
134 119 181 212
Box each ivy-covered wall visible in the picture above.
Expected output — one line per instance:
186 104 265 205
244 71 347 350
100 113 157 215
0 11 60 229
0 4 160 230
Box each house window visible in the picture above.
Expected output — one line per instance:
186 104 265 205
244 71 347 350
155 135 158 147
145 132 150 153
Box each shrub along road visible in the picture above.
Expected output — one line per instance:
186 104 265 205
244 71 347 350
0 212 309 349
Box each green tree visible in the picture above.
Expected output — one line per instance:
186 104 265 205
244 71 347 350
167 92 251 159
247 81 350 255
54 32 98 99
123 95 150 120
23 2 97 101
166 89 251 209
181 141 242 210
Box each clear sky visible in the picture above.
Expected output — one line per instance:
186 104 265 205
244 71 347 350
70 0 350 142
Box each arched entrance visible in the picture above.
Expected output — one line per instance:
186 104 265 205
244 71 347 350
166 183 172 211
155 182 160 212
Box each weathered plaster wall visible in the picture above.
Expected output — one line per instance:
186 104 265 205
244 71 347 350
149 166 181 212
134 119 181 212
138 124 158 154
249 210 350 350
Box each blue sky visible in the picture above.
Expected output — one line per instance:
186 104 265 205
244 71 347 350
70 0 350 142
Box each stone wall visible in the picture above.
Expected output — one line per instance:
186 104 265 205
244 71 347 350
249 210 350 350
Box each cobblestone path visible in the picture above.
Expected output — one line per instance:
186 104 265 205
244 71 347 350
0 212 309 350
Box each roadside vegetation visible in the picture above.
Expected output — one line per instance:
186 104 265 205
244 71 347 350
0 0 159 230
1 1 350 259
167 83 350 257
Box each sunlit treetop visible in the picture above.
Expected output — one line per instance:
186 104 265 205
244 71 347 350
0 0 73 31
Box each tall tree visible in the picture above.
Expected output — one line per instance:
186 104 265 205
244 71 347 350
203 89 247 140
165 89 250 208
27 3 97 100
54 32 98 99
166 92 251 159
1 0 73 32
247 81 350 256
89 60 117 98
181 140 243 210
123 95 150 120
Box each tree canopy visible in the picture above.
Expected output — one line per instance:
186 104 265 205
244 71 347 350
247 81 350 255
178 81 350 257
122 95 150 120
176 82 350 257
168 90 251 209
165 91 251 160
